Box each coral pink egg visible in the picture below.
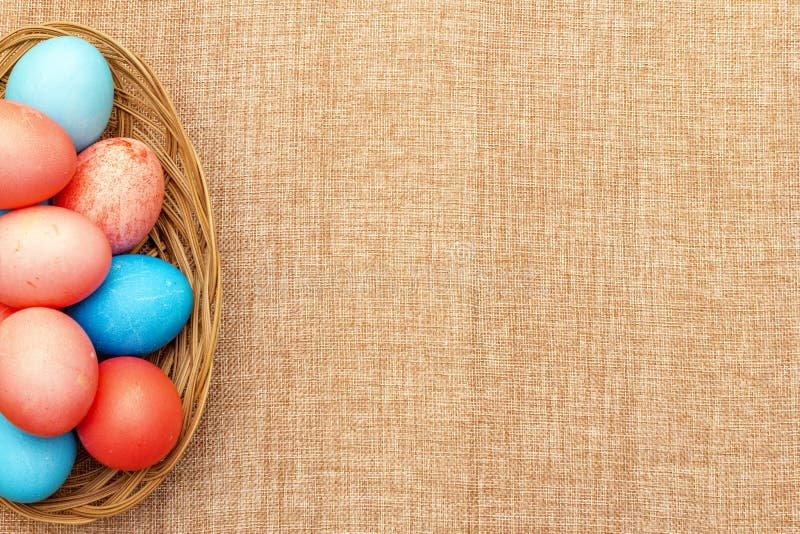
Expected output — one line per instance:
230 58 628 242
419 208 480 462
0 308 98 437
0 101 77 209
0 206 111 308
55 138 164 254
77 357 183 471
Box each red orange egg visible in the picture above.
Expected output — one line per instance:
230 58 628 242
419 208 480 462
77 357 183 471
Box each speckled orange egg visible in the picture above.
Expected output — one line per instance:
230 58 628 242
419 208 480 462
0 101 77 210
55 138 164 254
0 206 111 308
0 307 98 437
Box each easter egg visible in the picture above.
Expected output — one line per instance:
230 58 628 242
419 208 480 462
0 308 98 437
5 36 114 151
0 206 111 308
66 254 192 357
0 100 77 209
0 412 76 503
77 357 183 471
55 138 165 254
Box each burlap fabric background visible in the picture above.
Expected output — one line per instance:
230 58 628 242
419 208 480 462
1 1 799 532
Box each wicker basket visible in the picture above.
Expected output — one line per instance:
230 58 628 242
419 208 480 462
0 23 221 524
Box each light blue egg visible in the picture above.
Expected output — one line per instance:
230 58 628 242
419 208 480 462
0 412 77 503
5 36 114 152
66 254 193 357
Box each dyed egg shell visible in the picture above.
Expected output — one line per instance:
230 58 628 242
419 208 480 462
5 36 114 151
0 100 77 209
77 357 183 471
55 138 165 254
67 254 192 357
0 412 76 503
0 206 111 308
0 308 98 437
0 303 15 324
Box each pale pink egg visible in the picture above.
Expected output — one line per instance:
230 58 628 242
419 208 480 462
0 101 77 209
0 206 111 308
55 138 164 254
0 307 98 437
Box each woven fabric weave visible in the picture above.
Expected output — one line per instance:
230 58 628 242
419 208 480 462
2 1 800 532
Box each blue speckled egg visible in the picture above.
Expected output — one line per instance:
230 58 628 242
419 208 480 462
5 36 114 151
0 412 77 503
66 254 193 357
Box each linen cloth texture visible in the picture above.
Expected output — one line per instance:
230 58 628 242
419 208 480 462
1 1 799 532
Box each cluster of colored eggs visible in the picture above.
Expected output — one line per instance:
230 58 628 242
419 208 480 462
0 36 193 503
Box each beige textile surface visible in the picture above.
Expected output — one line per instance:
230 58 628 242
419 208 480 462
2 1 800 532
